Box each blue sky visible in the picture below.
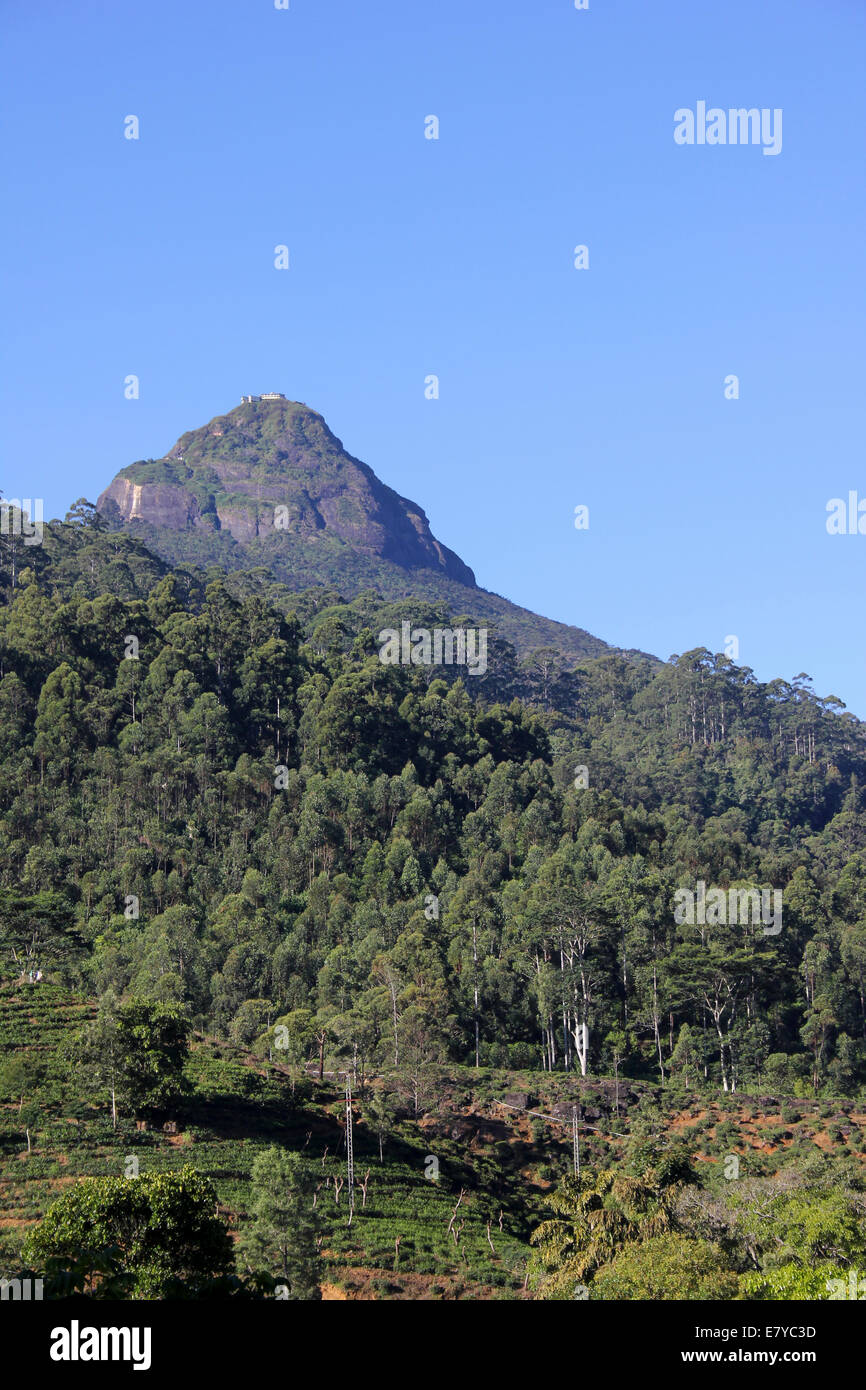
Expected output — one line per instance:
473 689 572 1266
2 0 865 712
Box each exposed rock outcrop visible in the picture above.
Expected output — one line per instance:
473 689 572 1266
98 398 476 584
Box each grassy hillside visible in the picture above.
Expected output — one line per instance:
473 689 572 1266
3 983 865 1299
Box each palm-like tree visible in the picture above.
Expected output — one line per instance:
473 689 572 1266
528 1169 675 1299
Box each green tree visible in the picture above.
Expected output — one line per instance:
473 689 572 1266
366 1086 399 1162
23 1167 233 1297
670 1021 700 1089
528 1169 676 1299
75 997 190 1121
0 889 82 981
237 1147 322 1299
592 1234 739 1300
33 662 88 781
740 1263 848 1301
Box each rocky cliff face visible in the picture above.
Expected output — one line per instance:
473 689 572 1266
95 395 630 663
97 398 476 585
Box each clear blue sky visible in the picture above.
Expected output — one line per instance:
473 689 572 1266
2 0 865 712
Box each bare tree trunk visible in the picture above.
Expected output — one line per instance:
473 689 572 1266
473 918 480 1069
652 966 665 1084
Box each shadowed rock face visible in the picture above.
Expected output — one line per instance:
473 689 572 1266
98 399 476 585
95 395 632 663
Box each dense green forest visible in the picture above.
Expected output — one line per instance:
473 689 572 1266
2 504 866 1300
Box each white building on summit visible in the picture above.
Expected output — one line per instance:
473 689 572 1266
241 392 286 403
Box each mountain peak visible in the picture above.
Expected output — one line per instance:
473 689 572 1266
98 399 476 584
96 398 621 664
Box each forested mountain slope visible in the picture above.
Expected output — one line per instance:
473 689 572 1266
1 507 864 1096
